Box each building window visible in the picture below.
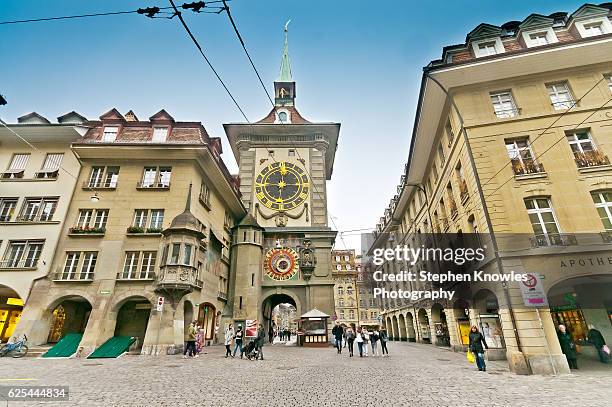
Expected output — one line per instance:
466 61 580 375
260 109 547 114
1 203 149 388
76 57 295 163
60 251 97 280
183 244 192 265
122 252 139 279
547 82 574 110
370 298 376 307
102 126 118 142
438 144 445 165
336 264 342 271
592 191 612 231
199 182 211 207
288 149 296 157
19 197 58 222
140 167 171 188
170 243 181 264
1 240 43 268
566 130 609 168
529 32 549 45
2 153 30 179
150 209 164 230
346 264 351 271
339 299 344 307
490 91 519 118
583 21 604 37
477 41 498 56
339 310 345 319
337 287 343 296
88 166 119 188
224 211 233 229
349 310 354 319
36 153 63 178
0 198 18 221
347 287 353 295
133 209 148 228
335 255 340 262
524 197 561 244
606 75 612 94
361 311 367 320
506 138 544 175
152 127 168 143
74 208 108 231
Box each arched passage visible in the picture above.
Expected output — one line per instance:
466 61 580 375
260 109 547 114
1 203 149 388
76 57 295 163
406 312 416 342
184 300 194 343
46 295 92 343
114 296 152 351
398 314 407 341
431 303 450 347
386 317 393 339
261 293 299 344
0 284 24 342
197 302 217 342
473 289 505 349
417 308 431 344
548 274 612 364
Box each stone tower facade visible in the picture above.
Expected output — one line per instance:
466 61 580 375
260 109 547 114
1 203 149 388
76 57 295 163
224 24 340 338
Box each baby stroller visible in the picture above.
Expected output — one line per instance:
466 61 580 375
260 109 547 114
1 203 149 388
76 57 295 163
244 339 259 360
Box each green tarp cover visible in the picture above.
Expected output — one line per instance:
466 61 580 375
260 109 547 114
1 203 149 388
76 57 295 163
42 333 83 358
87 336 136 359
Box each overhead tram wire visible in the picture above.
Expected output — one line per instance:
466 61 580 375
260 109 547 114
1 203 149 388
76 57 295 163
0 1 228 25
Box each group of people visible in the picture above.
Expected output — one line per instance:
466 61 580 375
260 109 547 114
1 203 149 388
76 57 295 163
331 321 389 357
222 323 266 360
467 323 610 372
557 323 609 369
183 320 206 358
273 328 293 342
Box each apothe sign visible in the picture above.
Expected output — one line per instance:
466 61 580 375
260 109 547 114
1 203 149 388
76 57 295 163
519 273 548 307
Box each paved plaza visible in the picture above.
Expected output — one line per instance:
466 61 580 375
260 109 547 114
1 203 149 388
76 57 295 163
1 342 610 406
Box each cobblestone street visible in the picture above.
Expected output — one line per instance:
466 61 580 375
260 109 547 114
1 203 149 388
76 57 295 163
1 342 610 406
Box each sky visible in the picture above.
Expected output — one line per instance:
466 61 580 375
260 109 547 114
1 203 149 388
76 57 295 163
0 0 586 251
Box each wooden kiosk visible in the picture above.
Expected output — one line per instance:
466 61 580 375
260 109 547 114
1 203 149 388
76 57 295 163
297 309 329 347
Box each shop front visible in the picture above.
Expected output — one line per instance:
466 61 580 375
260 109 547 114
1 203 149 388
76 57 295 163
0 292 23 342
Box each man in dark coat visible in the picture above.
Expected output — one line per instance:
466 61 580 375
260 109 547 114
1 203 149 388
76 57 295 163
256 324 266 360
557 324 578 369
332 322 344 354
587 324 608 364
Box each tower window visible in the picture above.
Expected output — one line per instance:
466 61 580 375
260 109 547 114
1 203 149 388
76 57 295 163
288 149 295 156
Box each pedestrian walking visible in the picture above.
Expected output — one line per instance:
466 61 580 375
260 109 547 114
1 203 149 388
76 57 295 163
346 326 355 357
256 323 266 360
183 321 197 359
195 325 204 355
370 329 380 357
286 329 291 341
233 324 244 358
332 321 344 354
468 325 488 371
586 324 609 364
362 328 370 357
380 329 389 356
224 323 234 358
557 324 578 369
356 327 364 357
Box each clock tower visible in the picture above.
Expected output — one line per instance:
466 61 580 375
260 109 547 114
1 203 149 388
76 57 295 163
223 23 340 341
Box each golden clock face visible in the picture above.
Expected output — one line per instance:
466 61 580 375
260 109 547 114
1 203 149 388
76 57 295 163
255 161 309 211
264 247 299 281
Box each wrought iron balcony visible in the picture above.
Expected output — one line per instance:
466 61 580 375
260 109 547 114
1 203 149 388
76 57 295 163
34 170 59 179
82 180 117 190
530 233 577 248
601 231 612 243
217 291 228 301
459 179 469 203
136 181 170 190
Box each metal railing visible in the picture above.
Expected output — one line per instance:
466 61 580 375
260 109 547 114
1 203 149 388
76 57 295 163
52 269 94 281
217 291 228 301
511 158 545 176
116 271 156 281
82 180 118 189
574 150 610 168
136 181 170 189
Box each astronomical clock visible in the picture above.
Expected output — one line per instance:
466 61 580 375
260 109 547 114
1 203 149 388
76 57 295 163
264 247 300 281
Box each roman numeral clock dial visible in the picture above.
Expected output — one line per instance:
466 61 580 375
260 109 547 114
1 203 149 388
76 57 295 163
255 161 309 211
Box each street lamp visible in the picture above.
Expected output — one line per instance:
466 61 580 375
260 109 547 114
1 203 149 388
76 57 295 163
0 94 6 105
90 192 100 203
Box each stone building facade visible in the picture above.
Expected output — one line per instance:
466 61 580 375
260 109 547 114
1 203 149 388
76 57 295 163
15 109 245 355
0 112 85 342
331 249 358 326
371 3 612 375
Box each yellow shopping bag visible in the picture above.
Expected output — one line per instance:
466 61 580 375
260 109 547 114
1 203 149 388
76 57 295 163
466 351 475 363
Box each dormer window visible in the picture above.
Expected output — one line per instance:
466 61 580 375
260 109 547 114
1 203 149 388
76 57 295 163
529 32 549 45
472 38 505 58
276 109 290 124
152 126 168 143
102 126 118 142
583 21 604 37
478 42 498 56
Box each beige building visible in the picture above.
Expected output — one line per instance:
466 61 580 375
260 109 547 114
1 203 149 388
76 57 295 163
16 109 245 355
372 3 612 375
356 255 382 329
331 249 358 326
0 111 85 342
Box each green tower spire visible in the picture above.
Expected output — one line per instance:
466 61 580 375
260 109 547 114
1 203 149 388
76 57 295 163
278 20 292 82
